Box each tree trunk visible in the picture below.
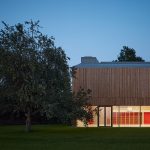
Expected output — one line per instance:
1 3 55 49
25 109 31 132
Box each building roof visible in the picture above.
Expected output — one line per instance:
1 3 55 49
75 56 150 68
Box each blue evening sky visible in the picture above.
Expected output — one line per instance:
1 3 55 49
0 0 150 66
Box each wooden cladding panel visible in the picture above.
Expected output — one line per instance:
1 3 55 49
72 67 150 105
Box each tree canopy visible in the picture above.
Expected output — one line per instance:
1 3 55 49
0 21 92 131
116 46 144 62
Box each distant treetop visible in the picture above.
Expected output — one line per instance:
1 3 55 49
116 46 144 62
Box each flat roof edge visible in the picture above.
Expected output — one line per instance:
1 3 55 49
74 63 150 68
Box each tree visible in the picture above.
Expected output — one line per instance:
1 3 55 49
0 20 93 131
71 88 93 127
116 46 144 62
0 20 72 131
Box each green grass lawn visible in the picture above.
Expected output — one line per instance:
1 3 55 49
0 125 150 150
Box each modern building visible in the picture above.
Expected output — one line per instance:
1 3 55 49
73 56 150 127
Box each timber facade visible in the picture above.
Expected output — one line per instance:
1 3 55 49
73 57 150 127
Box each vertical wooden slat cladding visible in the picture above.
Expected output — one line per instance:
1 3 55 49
72 67 150 106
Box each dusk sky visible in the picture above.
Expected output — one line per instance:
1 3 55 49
0 0 150 66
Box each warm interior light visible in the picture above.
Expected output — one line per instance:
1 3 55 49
127 107 132 112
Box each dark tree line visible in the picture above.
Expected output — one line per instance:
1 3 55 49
0 21 92 132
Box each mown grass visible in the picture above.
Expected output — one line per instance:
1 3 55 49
0 125 150 150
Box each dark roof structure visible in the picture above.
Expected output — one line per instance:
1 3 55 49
75 56 150 68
